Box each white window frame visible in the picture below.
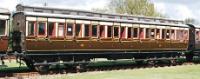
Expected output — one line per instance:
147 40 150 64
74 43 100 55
26 17 37 37
37 17 47 37
0 19 8 36
91 24 98 38
26 21 37 37
0 15 9 36
37 22 47 37
57 22 65 37
121 23 132 39
113 26 120 38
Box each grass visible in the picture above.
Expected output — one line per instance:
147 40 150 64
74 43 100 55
88 59 136 67
1 59 200 79
38 65 200 79
0 60 28 73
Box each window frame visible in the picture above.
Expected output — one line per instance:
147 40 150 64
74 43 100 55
176 27 187 41
75 20 91 38
161 29 166 39
198 29 200 41
195 29 200 41
150 28 156 39
48 22 56 37
120 26 127 39
37 21 47 37
195 30 199 40
166 29 170 40
183 29 189 40
27 21 36 37
121 23 132 39
66 22 74 38
84 24 90 37
155 28 161 39
75 23 83 38
140 25 149 39
113 26 120 38
91 24 98 38
0 19 6 36
47 18 66 38
133 28 139 39
127 27 132 39
145 28 150 39
107 25 113 38
57 22 65 38
99 22 113 39
0 15 9 36
139 28 145 39
170 29 176 40
99 25 106 38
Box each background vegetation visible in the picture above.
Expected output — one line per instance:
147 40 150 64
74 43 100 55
93 0 164 17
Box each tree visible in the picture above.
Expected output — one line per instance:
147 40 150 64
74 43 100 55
184 18 198 24
91 8 109 13
92 0 164 17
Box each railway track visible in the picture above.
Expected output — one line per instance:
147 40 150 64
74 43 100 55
1 60 199 78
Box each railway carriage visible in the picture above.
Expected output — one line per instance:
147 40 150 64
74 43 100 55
195 26 200 49
11 4 192 70
0 8 10 56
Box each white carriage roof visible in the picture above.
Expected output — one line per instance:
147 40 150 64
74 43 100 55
18 4 170 20
17 4 184 24
0 8 10 14
194 25 200 29
22 12 188 28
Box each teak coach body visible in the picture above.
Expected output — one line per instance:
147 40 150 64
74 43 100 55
0 4 200 70
0 8 10 56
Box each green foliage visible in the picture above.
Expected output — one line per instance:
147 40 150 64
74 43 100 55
93 0 164 17
184 18 199 24
42 65 200 79
109 0 163 17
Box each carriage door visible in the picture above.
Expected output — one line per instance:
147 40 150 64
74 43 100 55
27 17 48 51
37 17 48 50
0 18 8 53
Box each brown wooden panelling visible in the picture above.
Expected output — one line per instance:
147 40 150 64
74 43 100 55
26 38 188 52
195 41 200 49
0 36 8 53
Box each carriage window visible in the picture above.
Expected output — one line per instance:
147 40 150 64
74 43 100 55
84 24 90 37
66 23 73 36
196 31 200 40
180 30 184 40
183 30 188 40
120 27 126 38
38 22 46 36
166 29 170 39
127 27 132 38
156 29 160 39
145 28 150 38
162 29 166 39
150 29 155 39
92 25 97 37
48 22 56 37
100 25 105 38
28 21 35 36
107 26 112 38
0 20 6 35
139 28 144 39
198 31 200 40
177 30 184 40
114 26 119 38
75 24 82 37
171 30 175 40
58 23 65 37
176 30 180 40
133 28 138 38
